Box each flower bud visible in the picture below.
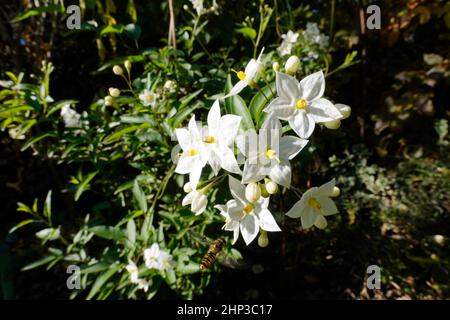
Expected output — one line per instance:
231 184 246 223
331 186 340 197
258 231 269 248
335 104 351 119
113 65 123 75
245 182 261 203
285 55 300 75
433 235 445 245
272 62 280 72
108 87 120 97
191 193 207 214
164 80 176 91
104 95 114 106
124 60 131 73
260 184 270 198
265 181 278 194
183 182 192 193
324 119 341 130
183 4 189 10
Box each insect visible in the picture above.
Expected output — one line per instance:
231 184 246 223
199 238 226 271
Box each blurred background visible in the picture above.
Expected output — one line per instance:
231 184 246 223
0 0 449 299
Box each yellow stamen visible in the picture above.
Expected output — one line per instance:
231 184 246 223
243 203 254 215
186 148 198 156
146 95 154 103
265 149 277 159
296 99 307 109
202 135 216 144
237 71 246 81
308 197 322 210
222 218 231 230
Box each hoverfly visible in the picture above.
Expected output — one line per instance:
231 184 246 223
188 231 247 271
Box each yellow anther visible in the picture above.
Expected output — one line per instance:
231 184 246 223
308 197 322 210
296 99 307 109
186 148 198 156
146 94 154 103
237 71 246 81
202 135 216 144
265 149 277 159
243 203 254 215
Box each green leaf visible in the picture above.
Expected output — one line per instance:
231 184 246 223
103 123 151 144
99 24 124 37
168 103 201 128
178 89 203 110
21 255 56 271
89 226 127 241
8 219 36 234
20 132 56 152
249 81 276 127
86 264 121 300
80 262 111 275
43 190 52 223
132 180 147 212
47 100 78 116
0 105 35 118
126 219 136 249
12 5 65 22
74 171 98 201
236 27 257 40
224 75 254 131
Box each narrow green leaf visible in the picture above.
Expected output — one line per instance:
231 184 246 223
86 265 121 300
8 219 36 234
20 132 56 151
12 5 64 22
249 81 276 126
224 75 254 131
74 171 98 201
103 123 151 144
21 255 56 271
132 180 147 212
89 226 127 241
168 103 201 128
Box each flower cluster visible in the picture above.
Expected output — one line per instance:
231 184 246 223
173 51 351 246
125 243 175 292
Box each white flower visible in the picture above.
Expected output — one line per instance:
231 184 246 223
277 41 292 57
335 103 351 119
143 243 175 271
263 71 342 139
125 260 139 284
245 182 261 203
190 0 204 15
282 30 299 44
113 65 123 75
8 126 25 140
215 203 240 244
137 279 149 292
139 89 157 108
237 116 308 187
223 48 264 98
61 104 81 128
200 100 242 175
164 80 176 92
286 179 339 229
303 22 329 48
182 189 208 215
109 87 120 97
175 116 209 189
216 176 281 245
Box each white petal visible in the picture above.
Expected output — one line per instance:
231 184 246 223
232 227 240 244
214 204 228 217
208 150 221 175
285 199 304 218
269 161 292 188
264 101 295 120
300 70 325 101
308 98 342 123
314 215 328 229
207 100 221 131
189 163 203 190
279 135 308 160
242 162 265 184
240 215 259 245
219 114 241 146
188 115 201 139
316 196 338 216
175 155 196 174
317 178 335 196
236 130 258 158
192 193 207 215
258 209 281 232
175 128 191 150
219 146 241 174
244 59 260 79
288 111 315 139
276 72 301 100
228 200 245 221
228 176 246 203
182 191 194 206
223 80 248 98
300 206 316 229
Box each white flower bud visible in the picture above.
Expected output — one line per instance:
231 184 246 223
285 55 300 75
164 80 176 91
245 182 261 203
324 119 341 129
104 95 114 106
124 60 131 73
433 235 445 245
191 193 207 214
272 62 280 72
315 216 328 229
183 182 192 193
335 104 351 119
331 186 340 197
108 87 120 97
183 4 189 10
265 181 278 194
258 231 269 248
113 65 123 75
